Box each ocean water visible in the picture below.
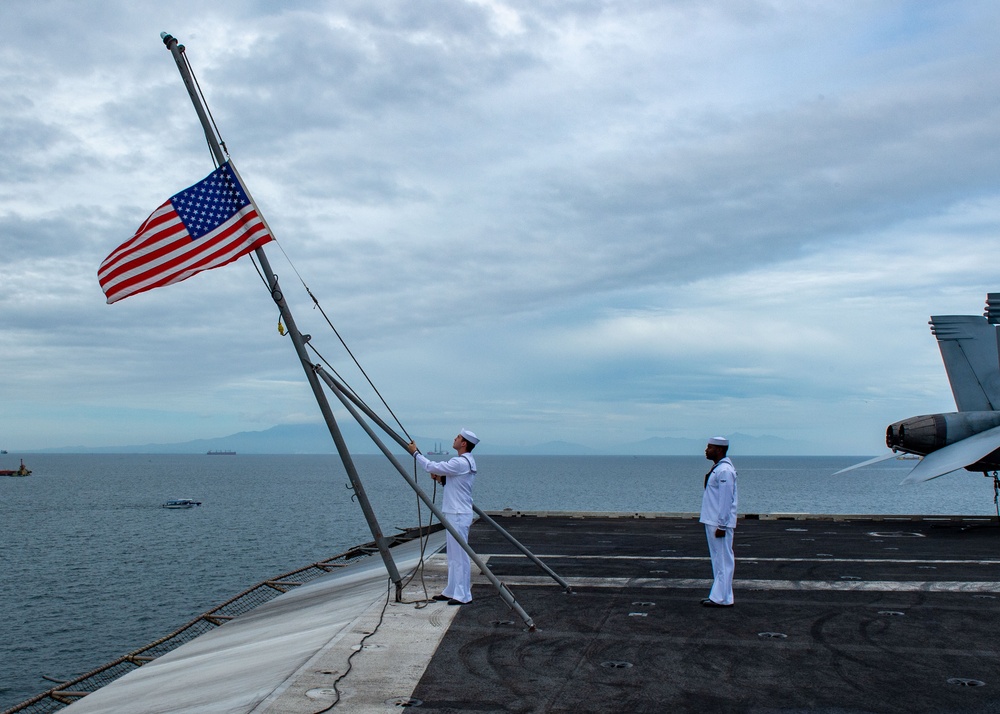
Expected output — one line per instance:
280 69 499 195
0 452 995 709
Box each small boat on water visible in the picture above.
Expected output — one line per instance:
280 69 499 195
0 459 31 477
162 499 202 509
207 450 236 455
426 441 448 455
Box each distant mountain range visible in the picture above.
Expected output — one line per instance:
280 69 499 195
29 423 822 456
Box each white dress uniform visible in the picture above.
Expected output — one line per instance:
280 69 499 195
415 450 477 603
700 456 738 605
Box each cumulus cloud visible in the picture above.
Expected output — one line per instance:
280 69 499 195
1 0 998 453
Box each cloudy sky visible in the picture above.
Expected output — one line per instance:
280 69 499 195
3 0 1000 455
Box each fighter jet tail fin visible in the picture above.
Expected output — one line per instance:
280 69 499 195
930 304 1000 412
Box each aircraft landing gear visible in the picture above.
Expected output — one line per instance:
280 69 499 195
990 471 1000 523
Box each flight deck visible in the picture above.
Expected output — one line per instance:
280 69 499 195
409 512 1000 713
28 512 1000 714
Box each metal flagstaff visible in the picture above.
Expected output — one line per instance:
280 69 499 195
160 32 404 599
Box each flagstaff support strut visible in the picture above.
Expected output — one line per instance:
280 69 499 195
314 365 538 630
312 364 572 594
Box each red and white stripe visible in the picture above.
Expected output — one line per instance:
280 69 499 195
99 201 272 304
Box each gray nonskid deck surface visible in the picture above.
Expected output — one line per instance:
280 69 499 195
410 513 1000 714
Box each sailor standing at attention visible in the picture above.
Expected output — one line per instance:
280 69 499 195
700 436 738 608
407 429 479 605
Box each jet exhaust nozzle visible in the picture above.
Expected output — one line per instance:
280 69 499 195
888 411 1000 471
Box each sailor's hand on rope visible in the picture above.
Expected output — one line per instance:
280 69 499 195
407 441 419 456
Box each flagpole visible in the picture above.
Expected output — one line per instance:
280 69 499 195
160 32 404 598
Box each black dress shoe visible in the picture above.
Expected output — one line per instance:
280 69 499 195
702 600 733 608
447 599 468 606
432 594 450 601
700 598 712 604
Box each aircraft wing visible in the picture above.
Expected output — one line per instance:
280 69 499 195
900 423 1000 484
833 452 904 475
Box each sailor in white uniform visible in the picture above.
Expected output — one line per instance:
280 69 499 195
408 428 479 605
700 436 738 607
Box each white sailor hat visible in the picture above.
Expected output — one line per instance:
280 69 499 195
460 428 480 445
707 436 729 446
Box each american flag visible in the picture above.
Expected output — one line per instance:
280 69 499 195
99 162 273 304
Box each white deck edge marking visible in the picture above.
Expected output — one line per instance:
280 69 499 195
481 553 1000 565
478 574 1000 593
